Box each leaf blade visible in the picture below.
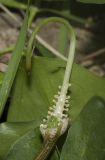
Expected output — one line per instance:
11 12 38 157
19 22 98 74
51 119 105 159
0 121 38 159
0 5 29 117
60 97 105 160
7 56 105 123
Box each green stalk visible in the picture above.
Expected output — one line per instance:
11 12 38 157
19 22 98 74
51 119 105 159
0 3 29 117
35 138 57 160
27 17 76 160
26 17 76 89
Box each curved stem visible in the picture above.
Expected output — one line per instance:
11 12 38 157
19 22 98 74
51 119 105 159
28 17 76 160
26 17 76 93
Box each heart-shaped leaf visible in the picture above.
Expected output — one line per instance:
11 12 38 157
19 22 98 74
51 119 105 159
7 57 105 123
60 97 105 160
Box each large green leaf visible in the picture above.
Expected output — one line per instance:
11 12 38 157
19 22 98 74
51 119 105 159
77 0 105 4
0 122 58 160
4 128 41 160
7 56 105 123
60 97 105 160
7 57 64 122
4 128 58 160
0 121 38 159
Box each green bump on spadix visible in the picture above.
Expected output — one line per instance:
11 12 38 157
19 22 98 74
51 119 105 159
47 116 59 128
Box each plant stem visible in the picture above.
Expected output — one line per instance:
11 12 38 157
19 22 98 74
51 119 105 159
35 138 56 160
27 17 76 94
28 17 76 160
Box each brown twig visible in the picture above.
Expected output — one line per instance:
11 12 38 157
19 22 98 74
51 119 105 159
81 48 105 62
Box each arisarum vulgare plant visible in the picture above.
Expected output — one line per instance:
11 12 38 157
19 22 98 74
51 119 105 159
26 17 76 160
